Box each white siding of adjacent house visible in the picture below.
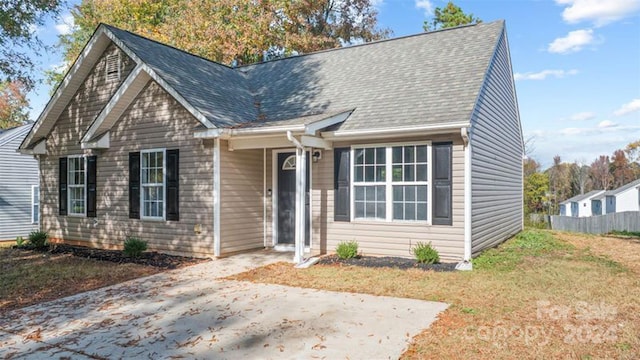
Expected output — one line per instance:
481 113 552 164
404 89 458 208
613 188 640 212
469 29 523 255
0 125 39 240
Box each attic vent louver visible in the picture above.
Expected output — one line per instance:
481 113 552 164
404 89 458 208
105 53 121 82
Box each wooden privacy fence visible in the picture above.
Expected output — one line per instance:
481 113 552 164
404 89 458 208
550 211 640 234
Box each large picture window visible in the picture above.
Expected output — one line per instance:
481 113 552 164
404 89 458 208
352 143 430 222
68 156 86 216
141 149 165 219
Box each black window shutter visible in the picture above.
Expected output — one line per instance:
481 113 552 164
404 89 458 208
129 152 140 219
334 147 350 222
432 142 453 225
166 149 179 221
86 156 97 218
59 157 68 216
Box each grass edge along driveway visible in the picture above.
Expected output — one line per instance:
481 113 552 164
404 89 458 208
229 229 640 359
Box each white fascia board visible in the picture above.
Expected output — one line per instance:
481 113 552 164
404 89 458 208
229 136 293 150
82 65 147 143
81 131 110 149
304 110 353 135
194 128 224 139
321 121 469 141
18 138 46 155
104 29 217 130
300 135 332 150
20 29 112 150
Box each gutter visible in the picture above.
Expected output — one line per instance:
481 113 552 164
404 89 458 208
456 126 473 271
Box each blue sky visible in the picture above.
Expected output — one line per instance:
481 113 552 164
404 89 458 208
27 0 640 168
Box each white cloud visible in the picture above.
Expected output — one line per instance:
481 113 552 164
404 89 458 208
548 29 595 53
556 0 640 26
55 14 76 35
613 98 640 116
415 0 433 16
514 69 579 81
598 120 618 128
567 111 596 121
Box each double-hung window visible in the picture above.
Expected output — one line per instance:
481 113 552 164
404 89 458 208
68 156 86 216
141 149 165 219
352 143 430 222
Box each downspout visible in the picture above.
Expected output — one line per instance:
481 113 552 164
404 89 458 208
287 131 306 264
457 126 473 271
263 148 267 247
213 138 221 257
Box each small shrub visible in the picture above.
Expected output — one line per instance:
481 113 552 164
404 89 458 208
411 242 440 264
123 237 148 258
28 231 48 248
336 241 359 259
15 236 25 246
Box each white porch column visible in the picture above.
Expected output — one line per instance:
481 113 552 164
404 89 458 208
293 148 307 263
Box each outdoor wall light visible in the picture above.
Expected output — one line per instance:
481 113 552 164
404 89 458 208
312 150 322 162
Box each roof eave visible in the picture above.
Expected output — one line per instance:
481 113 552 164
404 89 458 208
321 121 470 141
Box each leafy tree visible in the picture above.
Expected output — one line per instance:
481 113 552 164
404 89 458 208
569 161 591 195
611 149 635 187
50 0 390 85
0 0 62 89
590 155 613 190
625 140 640 164
524 172 549 215
523 157 540 178
423 1 481 32
0 81 29 129
548 155 571 212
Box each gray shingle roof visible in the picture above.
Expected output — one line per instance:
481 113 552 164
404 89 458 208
607 179 640 195
105 25 258 128
104 21 505 131
561 190 605 204
0 123 33 148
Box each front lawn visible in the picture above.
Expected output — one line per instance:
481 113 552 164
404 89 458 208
229 229 640 359
0 248 161 313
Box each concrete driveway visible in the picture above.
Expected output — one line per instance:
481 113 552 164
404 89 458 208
0 251 448 359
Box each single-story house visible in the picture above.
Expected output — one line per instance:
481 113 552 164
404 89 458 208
560 190 604 217
19 20 523 267
0 124 40 241
603 179 640 214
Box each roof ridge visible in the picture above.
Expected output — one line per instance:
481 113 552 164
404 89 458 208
101 23 236 71
238 20 503 70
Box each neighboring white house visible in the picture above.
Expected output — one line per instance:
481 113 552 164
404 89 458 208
0 124 40 241
603 179 640 214
560 190 604 217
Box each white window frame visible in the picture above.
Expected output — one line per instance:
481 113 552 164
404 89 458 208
67 155 87 217
32 185 39 224
105 53 121 82
350 141 432 224
140 148 166 221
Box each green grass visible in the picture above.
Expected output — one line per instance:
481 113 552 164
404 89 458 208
473 229 572 271
609 230 640 238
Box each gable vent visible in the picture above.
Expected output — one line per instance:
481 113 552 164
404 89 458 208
105 53 121 82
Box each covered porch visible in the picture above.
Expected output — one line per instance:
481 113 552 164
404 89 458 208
196 110 352 263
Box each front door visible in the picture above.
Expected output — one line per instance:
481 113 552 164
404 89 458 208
277 152 310 246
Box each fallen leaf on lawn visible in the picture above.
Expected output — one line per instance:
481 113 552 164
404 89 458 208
25 328 42 341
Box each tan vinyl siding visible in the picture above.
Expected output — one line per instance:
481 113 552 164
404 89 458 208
41 56 215 257
470 30 523 255
316 135 465 261
219 142 265 254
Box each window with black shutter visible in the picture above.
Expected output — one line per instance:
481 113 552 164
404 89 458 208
86 156 97 218
59 157 68 216
432 142 453 225
166 149 179 221
334 148 351 221
129 152 140 219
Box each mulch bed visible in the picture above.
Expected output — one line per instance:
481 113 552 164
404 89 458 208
15 244 209 269
318 255 457 272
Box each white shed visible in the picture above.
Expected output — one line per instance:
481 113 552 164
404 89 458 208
604 179 640 213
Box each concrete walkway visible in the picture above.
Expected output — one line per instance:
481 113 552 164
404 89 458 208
0 251 448 359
